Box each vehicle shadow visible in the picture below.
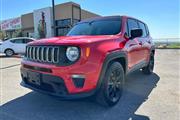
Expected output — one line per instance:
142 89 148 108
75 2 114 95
0 54 22 58
0 70 160 120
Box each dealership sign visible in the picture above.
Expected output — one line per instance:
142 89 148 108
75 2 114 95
0 17 22 30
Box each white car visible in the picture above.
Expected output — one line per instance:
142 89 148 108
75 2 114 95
0 37 35 57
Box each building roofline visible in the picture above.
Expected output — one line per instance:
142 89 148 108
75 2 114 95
81 9 101 17
3 2 104 22
55 1 80 7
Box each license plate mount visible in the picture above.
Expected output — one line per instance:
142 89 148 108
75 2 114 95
27 71 41 86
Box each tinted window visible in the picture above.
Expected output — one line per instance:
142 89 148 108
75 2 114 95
138 22 147 37
56 19 71 27
67 20 121 36
24 39 34 43
125 22 129 37
57 27 70 36
10 40 14 43
145 24 149 35
127 19 139 37
12 39 24 44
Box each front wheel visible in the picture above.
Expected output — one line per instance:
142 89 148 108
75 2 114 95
142 53 154 74
95 62 125 107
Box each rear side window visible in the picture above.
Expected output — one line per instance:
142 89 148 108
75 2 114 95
145 24 149 35
127 19 139 37
125 22 129 37
24 39 33 43
138 22 147 37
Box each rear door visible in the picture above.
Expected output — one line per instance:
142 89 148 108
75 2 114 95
125 18 144 69
11 39 26 53
138 21 150 61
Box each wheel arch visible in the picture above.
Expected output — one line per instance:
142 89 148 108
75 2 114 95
103 51 128 74
110 57 127 74
150 46 155 55
4 48 15 53
95 50 128 93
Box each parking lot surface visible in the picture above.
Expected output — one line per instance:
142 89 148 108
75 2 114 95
0 49 180 120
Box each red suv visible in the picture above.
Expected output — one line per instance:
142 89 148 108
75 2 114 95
20 16 155 106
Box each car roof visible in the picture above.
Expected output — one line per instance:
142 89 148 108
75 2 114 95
78 15 146 25
9 37 35 40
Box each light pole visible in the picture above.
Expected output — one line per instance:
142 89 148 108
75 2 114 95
52 0 56 36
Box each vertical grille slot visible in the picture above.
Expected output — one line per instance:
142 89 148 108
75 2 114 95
53 47 59 63
34 47 38 60
26 46 60 64
43 47 47 62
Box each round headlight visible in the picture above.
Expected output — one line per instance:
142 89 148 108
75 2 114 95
66 47 80 62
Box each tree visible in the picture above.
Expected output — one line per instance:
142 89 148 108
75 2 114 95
12 30 23 38
0 30 6 40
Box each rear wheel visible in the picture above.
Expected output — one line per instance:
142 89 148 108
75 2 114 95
5 49 14 57
142 53 154 74
95 62 125 107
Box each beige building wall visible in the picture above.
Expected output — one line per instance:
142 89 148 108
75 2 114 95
55 2 100 20
20 2 100 37
73 6 81 20
81 9 100 20
54 2 75 20
21 13 34 36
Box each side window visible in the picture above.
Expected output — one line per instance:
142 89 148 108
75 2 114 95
13 39 24 44
125 22 129 37
24 39 33 44
145 24 149 36
10 40 15 43
127 19 139 37
138 22 147 37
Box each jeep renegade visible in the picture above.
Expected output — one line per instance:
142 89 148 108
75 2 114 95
20 16 155 106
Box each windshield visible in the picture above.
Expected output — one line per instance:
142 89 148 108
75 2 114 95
67 19 121 36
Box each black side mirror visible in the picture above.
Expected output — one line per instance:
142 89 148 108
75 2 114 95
130 29 143 39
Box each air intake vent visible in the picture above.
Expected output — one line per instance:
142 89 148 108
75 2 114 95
26 46 59 64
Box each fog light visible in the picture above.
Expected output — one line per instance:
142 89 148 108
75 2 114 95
72 75 85 88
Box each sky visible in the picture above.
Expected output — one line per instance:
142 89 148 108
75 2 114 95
0 0 179 38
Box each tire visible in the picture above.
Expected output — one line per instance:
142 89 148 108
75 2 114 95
142 53 154 74
95 62 125 107
5 49 14 57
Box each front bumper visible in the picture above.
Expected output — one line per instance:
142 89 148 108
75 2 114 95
21 69 96 99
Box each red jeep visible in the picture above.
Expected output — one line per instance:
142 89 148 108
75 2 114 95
20 16 155 106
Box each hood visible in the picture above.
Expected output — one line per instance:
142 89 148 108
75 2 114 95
29 35 120 46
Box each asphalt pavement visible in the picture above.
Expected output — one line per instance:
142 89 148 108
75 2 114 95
0 49 179 120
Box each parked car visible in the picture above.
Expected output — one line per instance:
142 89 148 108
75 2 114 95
0 37 35 56
20 16 155 106
0 39 2 44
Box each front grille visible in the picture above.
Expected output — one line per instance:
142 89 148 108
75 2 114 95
26 46 60 64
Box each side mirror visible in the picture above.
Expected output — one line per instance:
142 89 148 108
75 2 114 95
130 29 143 39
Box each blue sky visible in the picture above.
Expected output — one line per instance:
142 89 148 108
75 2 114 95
1 0 179 38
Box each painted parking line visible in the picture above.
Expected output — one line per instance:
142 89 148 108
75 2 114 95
0 64 21 70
